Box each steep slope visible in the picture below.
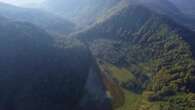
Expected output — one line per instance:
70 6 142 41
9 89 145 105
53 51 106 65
76 5 195 110
0 2 75 36
0 16 110 110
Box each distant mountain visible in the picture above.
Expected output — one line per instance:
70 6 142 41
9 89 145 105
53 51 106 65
42 0 195 31
0 1 195 110
168 0 195 31
169 0 195 16
76 5 195 110
139 0 180 14
128 0 195 31
0 2 75 36
43 0 120 26
0 16 110 110
129 0 195 31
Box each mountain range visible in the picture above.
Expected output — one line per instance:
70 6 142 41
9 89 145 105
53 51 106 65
42 0 195 30
0 2 75 36
0 0 195 110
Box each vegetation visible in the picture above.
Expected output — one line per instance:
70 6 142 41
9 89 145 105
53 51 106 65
78 5 195 110
1 0 195 110
105 63 135 84
116 89 141 110
0 17 109 110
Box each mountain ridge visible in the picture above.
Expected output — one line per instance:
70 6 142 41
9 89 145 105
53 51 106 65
0 2 75 36
74 4 195 110
0 0 195 110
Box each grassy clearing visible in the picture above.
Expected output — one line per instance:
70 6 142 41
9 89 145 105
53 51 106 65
100 62 162 110
115 90 163 110
116 89 142 110
105 63 135 83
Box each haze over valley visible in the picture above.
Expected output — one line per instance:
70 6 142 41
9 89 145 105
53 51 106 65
0 0 195 110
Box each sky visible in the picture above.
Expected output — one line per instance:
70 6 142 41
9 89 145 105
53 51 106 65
0 0 44 6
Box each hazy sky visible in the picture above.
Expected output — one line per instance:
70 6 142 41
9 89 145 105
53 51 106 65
0 0 44 6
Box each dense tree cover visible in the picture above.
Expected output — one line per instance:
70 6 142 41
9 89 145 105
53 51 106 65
0 1 195 110
77 5 195 110
0 17 111 110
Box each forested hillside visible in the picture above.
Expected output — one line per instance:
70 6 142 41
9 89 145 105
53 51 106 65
0 0 195 110
0 16 110 110
76 5 195 110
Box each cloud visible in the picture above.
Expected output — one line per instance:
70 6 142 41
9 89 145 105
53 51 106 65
0 0 44 6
